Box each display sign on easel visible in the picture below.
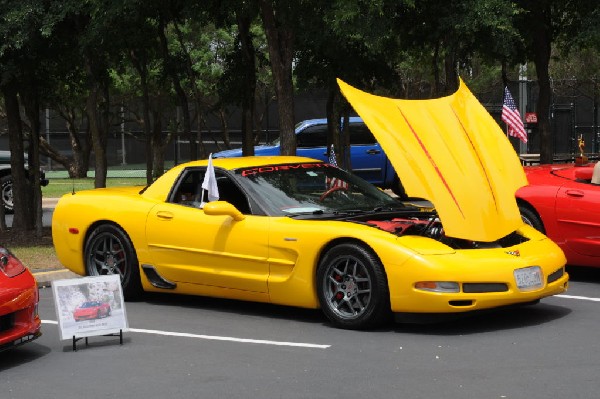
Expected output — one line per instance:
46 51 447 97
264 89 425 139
52 275 129 350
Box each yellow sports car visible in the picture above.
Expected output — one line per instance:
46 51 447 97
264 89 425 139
52 80 568 330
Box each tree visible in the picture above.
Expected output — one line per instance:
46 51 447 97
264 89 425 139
258 0 297 155
0 0 51 234
512 0 600 163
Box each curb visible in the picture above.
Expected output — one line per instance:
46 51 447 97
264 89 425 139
42 197 60 209
34 269 80 288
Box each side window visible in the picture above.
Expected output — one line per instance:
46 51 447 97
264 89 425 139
170 169 204 206
349 123 376 145
297 125 328 148
216 175 252 214
170 169 252 214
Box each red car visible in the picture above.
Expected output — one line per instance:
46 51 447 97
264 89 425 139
516 163 600 267
0 246 42 352
73 301 111 321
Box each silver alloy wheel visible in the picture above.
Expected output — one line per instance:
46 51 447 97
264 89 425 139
1 178 13 211
321 255 372 320
87 231 127 280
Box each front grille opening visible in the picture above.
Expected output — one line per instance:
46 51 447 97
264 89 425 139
0 313 14 333
463 283 509 293
441 231 530 250
547 267 564 284
449 300 473 307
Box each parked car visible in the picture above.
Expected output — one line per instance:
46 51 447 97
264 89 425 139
52 154 568 330
0 150 49 212
516 162 600 267
0 246 42 352
73 301 111 321
213 118 407 197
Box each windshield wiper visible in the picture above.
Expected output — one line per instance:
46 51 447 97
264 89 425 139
372 205 406 212
333 209 370 215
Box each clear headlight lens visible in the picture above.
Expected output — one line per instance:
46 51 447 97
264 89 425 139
415 281 460 293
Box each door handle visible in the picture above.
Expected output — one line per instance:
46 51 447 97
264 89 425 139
366 149 381 155
156 211 174 220
565 190 584 198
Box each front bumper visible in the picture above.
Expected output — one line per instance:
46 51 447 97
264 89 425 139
387 237 569 314
392 268 568 314
0 275 42 351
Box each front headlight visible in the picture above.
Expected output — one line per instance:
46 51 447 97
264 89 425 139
415 281 460 293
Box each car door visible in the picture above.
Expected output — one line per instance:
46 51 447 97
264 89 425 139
295 124 329 162
555 179 600 258
145 168 270 293
347 122 387 184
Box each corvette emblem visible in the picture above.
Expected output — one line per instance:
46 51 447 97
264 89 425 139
506 250 521 257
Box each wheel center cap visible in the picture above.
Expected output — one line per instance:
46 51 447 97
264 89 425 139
106 254 116 268
343 277 357 297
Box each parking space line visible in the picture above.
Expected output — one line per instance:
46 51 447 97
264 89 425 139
41 320 330 349
555 294 600 302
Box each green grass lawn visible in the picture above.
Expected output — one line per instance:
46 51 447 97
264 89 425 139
42 177 148 198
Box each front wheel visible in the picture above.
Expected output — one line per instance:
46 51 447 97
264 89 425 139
317 243 391 330
84 224 143 300
519 205 545 233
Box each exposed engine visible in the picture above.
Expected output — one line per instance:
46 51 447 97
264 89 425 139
364 213 528 250
366 216 444 240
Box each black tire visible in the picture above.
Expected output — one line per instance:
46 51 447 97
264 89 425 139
519 204 545 233
84 224 143 300
317 243 391 330
1 175 13 213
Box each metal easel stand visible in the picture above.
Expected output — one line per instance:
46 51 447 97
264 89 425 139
72 329 124 351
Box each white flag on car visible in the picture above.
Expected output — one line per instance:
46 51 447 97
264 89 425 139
200 153 219 207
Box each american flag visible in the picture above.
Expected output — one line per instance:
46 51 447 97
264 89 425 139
327 144 348 189
502 87 528 143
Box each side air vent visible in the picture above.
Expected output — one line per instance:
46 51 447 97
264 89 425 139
141 264 177 289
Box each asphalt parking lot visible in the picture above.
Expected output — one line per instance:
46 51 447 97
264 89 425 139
1 267 599 399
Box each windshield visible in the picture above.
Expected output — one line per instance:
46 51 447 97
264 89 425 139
79 302 99 308
234 162 402 216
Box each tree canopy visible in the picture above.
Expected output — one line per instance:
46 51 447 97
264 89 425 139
2 0 600 232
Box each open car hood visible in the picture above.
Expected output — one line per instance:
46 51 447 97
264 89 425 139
338 79 527 242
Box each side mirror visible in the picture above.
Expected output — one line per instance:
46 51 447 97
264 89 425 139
203 201 245 221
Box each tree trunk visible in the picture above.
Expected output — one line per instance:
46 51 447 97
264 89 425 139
531 14 553 164
86 79 108 188
2 83 31 232
259 0 296 156
236 12 257 157
519 2 555 164
326 86 339 155
20 84 43 237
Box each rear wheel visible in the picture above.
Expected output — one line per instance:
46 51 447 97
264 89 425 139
519 205 545 233
84 224 143 300
317 243 391 330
